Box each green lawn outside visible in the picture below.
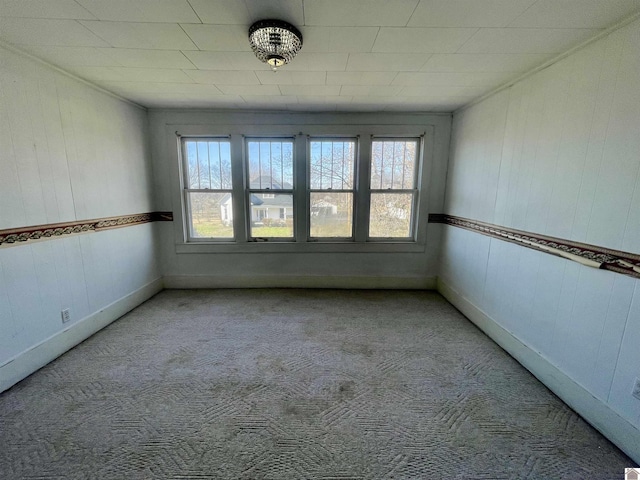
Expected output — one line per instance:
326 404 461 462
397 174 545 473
192 220 293 238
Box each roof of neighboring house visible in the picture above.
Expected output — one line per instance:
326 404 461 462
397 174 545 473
250 176 293 190
220 192 292 207
220 193 264 206
257 194 292 207
220 177 293 207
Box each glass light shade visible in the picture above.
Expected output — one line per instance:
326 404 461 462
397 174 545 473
249 19 303 70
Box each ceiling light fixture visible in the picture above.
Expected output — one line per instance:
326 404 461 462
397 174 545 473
248 19 303 71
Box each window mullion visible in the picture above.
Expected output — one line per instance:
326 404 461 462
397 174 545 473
294 134 307 242
230 134 248 242
354 135 370 242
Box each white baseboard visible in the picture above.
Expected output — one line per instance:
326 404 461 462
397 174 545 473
437 278 640 464
0 277 164 393
163 274 437 290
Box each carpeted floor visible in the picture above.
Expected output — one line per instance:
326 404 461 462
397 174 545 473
0 289 634 479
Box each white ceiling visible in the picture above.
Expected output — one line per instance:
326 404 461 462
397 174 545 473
1 0 639 112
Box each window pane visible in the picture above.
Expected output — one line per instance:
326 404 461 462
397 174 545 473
249 193 294 238
370 140 417 190
310 192 353 238
188 192 234 238
369 193 414 238
310 140 355 189
247 140 294 189
184 140 232 189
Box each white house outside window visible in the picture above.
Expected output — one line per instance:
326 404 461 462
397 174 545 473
246 138 295 240
182 138 233 241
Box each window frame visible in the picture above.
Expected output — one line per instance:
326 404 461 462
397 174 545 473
244 136 297 242
307 136 358 241
171 124 434 254
180 136 235 243
367 136 422 242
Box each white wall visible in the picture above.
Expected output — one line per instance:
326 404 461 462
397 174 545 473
0 46 161 391
440 18 640 458
149 110 451 288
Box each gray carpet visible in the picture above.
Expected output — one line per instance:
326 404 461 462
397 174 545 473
0 289 633 479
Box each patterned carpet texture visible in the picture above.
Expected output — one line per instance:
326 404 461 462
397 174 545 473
0 289 633 479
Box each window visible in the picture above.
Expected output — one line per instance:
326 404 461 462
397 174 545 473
369 139 419 239
309 139 356 239
177 128 427 249
246 138 295 239
181 138 233 240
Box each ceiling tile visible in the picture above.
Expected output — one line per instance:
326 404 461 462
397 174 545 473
280 53 348 71
184 70 260 85
217 85 282 96
279 85 341 96
180 24 250 51
408 0 536 27
243 0 304 26
18 45 120 66
113 67 195 83
75 0 200 23
386 96 473 110
339 104 382 112
348 96 396 110
0 18 109 46
182 51 262 70
102 82 224 95
372 27 477 53
508 0 640 28
398 85 489 96
127 93 245 108
80 21 197 50
304 0 419 26
304 96 353 105
393 72 507 86
63 66 128 82
301 27 379 52
99 48 195 68
457 27 602 54
339 85 404 96
293 95 353 111
69 66 195 83
0 0 96 19
421 53 552 72
326 71 397 85
346 53 431 71
187 0 250 24
255 71 326 85
240 95 299 106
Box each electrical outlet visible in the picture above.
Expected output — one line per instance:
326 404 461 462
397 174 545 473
61 308 71 324
632 378 640 401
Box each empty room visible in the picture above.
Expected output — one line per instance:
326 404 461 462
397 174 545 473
1 1 639 478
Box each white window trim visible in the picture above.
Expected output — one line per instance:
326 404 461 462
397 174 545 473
180 136 235 243
367 136 422 241
245 136 296 242
308 136 358 241
170 124 434 254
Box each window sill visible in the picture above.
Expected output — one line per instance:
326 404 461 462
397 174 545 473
174 241 426 254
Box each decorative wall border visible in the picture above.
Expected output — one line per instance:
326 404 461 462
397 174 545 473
429 214 640 279
0 212 173 246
